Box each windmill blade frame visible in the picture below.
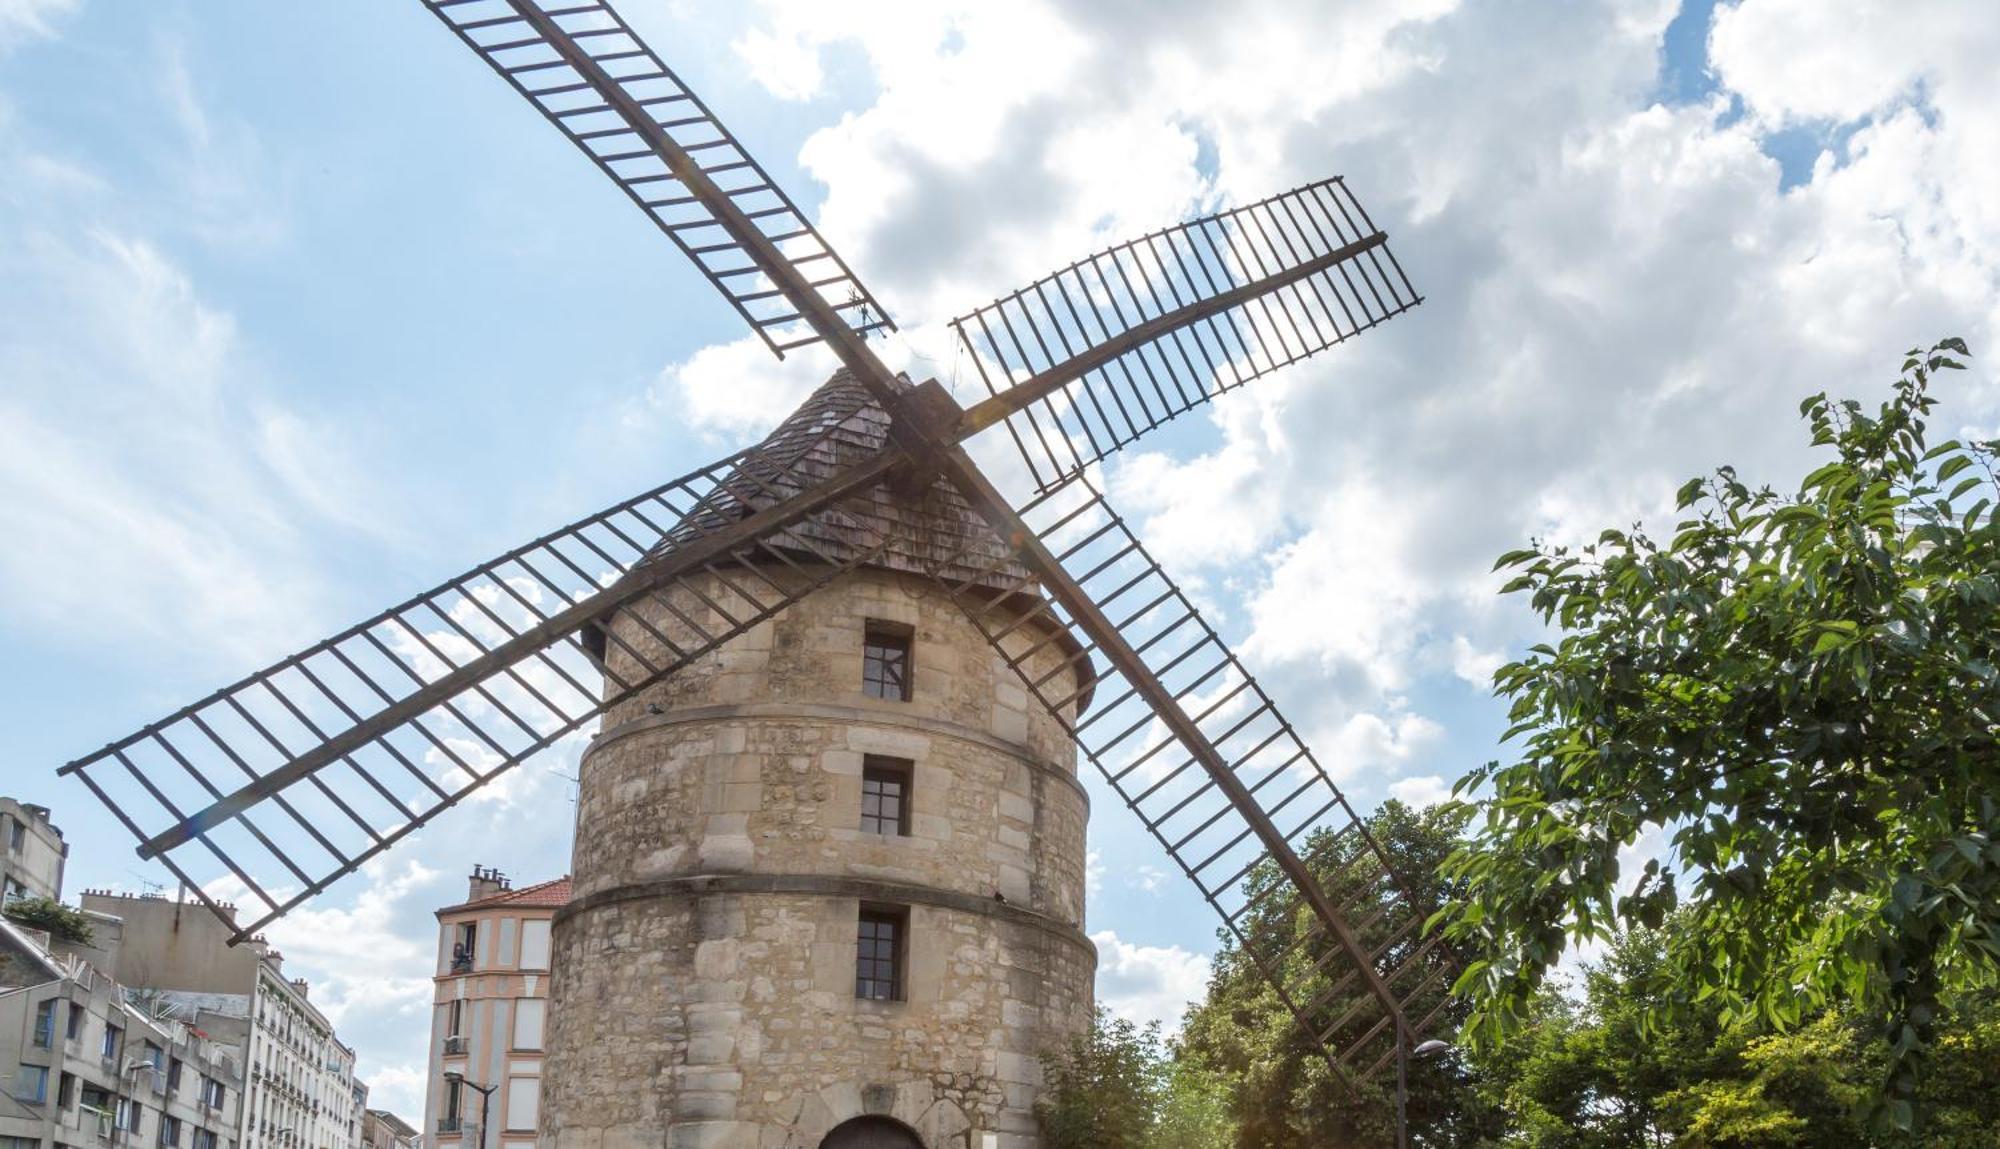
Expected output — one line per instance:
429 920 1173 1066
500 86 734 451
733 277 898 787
61 407 899 943
423 0 895 357
927 457 1458 1090
950 178 1419 494
59 0 1455 1102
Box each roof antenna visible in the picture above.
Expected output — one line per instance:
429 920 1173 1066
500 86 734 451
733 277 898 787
849 287 871 339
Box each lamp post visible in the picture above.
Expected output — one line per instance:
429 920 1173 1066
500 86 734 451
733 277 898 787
117 1057 155 1149
1395 1031 1453 1149
443 1072 496 1149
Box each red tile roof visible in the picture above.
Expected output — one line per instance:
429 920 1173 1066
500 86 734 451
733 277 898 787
454 875 571 912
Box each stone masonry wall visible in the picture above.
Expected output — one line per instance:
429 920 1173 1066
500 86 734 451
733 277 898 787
543 568 1094 1149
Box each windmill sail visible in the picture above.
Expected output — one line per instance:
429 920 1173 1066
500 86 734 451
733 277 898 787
423 0 894 357
57 0 1455 1106
952 178 1418 493
930 465 1457 1089
60 399 899 942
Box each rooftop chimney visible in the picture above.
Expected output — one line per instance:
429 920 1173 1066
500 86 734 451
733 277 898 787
467 864 510 901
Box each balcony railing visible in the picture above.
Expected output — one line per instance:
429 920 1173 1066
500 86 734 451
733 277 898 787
435 1118 462 1135
442 1036 468 1057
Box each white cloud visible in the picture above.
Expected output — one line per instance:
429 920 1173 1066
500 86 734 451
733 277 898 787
0 0 76 50
1091 929 1210 1033
1387 774 1450 809
363 1062 430 1127
0 225 398 664
258 858 444 1030
642 335 840 437
1447 635 1503 690
1321 710 1445 783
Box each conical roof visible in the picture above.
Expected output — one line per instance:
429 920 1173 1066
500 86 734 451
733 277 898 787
651 369 1034 590
627 370 1094 711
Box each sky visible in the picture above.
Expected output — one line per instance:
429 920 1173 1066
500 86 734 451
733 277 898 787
3 0 1997 1122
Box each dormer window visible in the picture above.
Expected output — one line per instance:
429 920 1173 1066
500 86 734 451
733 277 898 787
862 621 912 701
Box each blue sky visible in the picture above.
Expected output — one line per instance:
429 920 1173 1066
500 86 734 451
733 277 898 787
5 0 1997 1119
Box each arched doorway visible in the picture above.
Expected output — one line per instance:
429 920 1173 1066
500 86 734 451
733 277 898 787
819 1116 924 1149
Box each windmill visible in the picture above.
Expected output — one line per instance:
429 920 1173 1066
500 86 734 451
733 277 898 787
57 0 1455 1110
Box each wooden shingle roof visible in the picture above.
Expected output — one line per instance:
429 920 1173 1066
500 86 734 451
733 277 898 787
654 370 1033 590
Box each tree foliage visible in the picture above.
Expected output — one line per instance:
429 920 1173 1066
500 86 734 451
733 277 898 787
2 894 94 944
1468 920 2000 1147
1037 1009 1234 1149
1439 339 2000 1128
1179 800 1495 1147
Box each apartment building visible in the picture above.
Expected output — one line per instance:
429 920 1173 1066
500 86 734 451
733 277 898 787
74 894 360 1149
0 800 67 907
358 1110 415 1149
420 869 567 1149
0 917 244 1149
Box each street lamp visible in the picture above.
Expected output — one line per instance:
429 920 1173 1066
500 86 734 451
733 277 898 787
117 1057 157 1148
1395 1032 1453 1149
442 1072 496 1149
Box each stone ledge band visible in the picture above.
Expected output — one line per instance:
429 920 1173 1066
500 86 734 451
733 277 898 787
586 699 1092 810
556 873 1099 963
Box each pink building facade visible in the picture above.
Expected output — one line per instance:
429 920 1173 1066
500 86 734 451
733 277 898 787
421 869 568 1149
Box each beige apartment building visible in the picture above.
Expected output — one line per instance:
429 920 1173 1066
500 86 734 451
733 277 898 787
74 894 360 1149
0 800 68 907
359 1109 415 1149
0 916 244 1149
420 870 566 1149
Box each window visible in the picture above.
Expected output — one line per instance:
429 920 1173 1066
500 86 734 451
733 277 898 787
11 1064 48 1104
504 1078 539 1131
7 817 23 852
144 1041 164 1071
33 999 55 1047
192 1130 217 1149
65 1001 83 1042
116 1098 142 1132
167 1058 183 1093
861 622 913 701
860 757 913 837
59 1071 76 1109
442 1077 464 1133
452 923 478 973
446 998 465 1038
855 907 906 1002
102 1024 122 1062
199 1076 224 1110
512 999 544 1051
160 1115 182 1147
519 919 551 970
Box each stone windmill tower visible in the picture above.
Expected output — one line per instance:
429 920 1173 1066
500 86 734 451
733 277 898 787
59 1 1460 1146
550 374 1096 1146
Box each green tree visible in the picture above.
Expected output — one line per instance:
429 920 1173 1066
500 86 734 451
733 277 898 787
2 894 94 944
1464 921 2000 1147
1037 1010 1240 1149
1037 1010 1168 1149
1440 339 2000 1130
1179 800 1498 1147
